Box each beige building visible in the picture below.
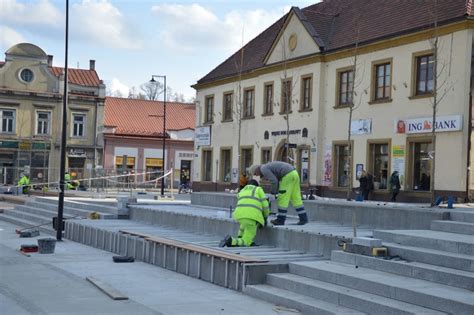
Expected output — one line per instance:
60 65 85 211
192 0 474 202
0 43 105 186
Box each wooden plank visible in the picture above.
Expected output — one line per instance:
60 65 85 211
86 276 128 300
119 230 266 264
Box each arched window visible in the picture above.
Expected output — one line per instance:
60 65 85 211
302 128 308 138
264 131 269 140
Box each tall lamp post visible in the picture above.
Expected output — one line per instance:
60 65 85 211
150 75 166 196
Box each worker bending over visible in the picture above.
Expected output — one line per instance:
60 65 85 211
219 179 270 247
249 161 308 226
18 173 30 194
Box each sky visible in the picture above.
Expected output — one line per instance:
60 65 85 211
0 0 317 101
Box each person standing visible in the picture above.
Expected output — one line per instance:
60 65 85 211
358 170 369 201
389 171 401 202
219 179 270 247
18 173 30 194
249 161 308 226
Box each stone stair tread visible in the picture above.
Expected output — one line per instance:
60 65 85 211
431 220 474 235
291 260 474 305
15 205 86 218
384 242 474 260
268 273 446 314
245 284 365 315
21 202 115 218
0 212 55 232
375 229 474 244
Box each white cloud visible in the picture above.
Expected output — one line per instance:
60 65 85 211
71 0 142 50
0 0 62 28
109 78 130 96
0 26 26 49
151 4 287 53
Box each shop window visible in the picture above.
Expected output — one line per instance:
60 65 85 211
202 149 213 181
1 109 15 133
369 143 389 189
241 147 253 175
222 92 233 121
145 158 163 181
261 148 272 164
298 148 310 184
220 149 232 182
412 142 432 191
335 144 349 187
72 114 86 137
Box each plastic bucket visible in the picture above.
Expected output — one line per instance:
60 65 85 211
37 238 56 254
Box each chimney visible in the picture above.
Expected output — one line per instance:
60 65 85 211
89 59 95 71
47 55 53 67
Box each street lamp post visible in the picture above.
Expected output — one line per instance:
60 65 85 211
150 75 166 196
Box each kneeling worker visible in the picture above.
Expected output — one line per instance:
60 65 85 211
249 161 308 226
220 179 269 247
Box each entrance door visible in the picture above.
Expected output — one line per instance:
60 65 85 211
180 160 191 185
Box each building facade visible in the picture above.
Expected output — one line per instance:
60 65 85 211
192 0 474 202
103 97 195 188
0 43 105 186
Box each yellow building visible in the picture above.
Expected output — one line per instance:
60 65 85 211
192 1 474 202
0 43 105 186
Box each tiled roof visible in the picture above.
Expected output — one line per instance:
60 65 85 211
50 67 101 87
104 97 196 137
197 0 472 85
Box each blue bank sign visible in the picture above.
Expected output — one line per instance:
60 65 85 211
395 115 463 134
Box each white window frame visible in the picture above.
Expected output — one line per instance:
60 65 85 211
0 109 16 134
72 113 86 138
36 110 51 136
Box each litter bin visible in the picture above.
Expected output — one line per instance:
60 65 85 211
37 238 56 254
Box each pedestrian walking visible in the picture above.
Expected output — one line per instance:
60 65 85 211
358 170 370 201
249 161 308 226
389 171 401 202
219 179 270 247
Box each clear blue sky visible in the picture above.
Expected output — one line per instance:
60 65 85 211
0 0 316 101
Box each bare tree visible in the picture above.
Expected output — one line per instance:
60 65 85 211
234 45 245 184
140 81 164 101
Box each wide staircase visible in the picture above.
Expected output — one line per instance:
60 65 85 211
244 210 474 314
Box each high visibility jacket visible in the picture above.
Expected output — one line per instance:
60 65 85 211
232 185 270 225
65 173 71 181
18 176 30 186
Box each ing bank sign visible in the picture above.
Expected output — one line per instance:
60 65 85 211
395 115 463 134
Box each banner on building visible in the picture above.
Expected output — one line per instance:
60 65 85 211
391 145 405 189
322 144 332 186
394 115 462 134
351 119 372 135
195 126 211 146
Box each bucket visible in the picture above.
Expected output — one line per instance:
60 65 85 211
37 238 56 254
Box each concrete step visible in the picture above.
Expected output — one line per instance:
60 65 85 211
0 212 56 236
3 208 54 225
373 229 474 255
385 242 474 272
35 197 118 214
331 250 474 290
24 201 116 219
244 284 365 315
266 273 446 314
431 220 474 235
450 211 474 223
289 260 474 314
14 204 86 220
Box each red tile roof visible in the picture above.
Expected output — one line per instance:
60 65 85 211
104 97 196 137
197 0 472 85
50 67 101 87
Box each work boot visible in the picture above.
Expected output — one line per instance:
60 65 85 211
219 235 232 247
271 218 285 226
297 213 308 225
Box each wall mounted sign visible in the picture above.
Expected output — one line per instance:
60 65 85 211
351 119 372 135
395 115 462 134
195 126 211 146
271 129 301 136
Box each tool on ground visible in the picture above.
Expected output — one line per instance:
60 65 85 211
20 244 38 253
112 255 135 263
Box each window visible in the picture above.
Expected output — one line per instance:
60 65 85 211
369 143 389 189
37 111 51 135
1 110 15 133
263 83 273 115
264 131 269 140
281 79 292 113
302 128 308 138
222 92 233 121
415 54 434 95
204 96 214 123
298 148 310 184
301 76 312 110
338 69 354 106
335 144 349 187
220 149 232 182
241 147 253 175
243 88 254 118
72 114 86 137
20 69 34 83
261 148 272 164
202 149 213 181
374 63 391 100
412 142 432 191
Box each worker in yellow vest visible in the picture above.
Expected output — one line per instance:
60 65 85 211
18 173 30 194
219 179 270 247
